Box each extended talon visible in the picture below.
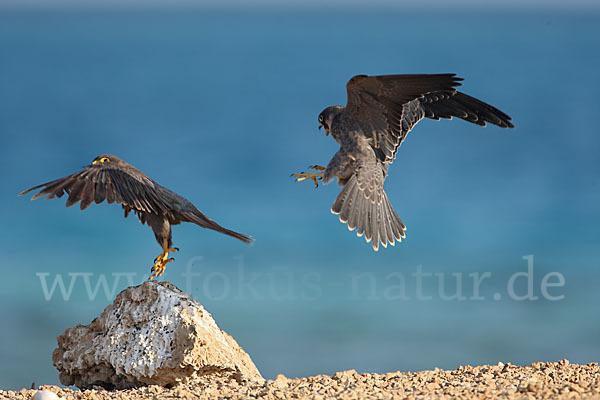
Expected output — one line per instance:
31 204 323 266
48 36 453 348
149 241 178 280
309 165 326 171
149 257 174 280
292 171 324 188
153 247 178 263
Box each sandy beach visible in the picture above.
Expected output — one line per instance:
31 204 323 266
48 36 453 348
2 360 599 400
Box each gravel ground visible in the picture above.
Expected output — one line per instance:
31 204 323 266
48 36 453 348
2 360 599 400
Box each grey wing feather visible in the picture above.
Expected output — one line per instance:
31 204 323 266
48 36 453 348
345 74 461 163
19 166 173 216
345 74 462 114
20 163 253 245
421 91 514 128
344 73 513 164
107 169 174 216
388 99 426 161
389 91 514 160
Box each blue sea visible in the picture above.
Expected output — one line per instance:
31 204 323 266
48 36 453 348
0 4 599 390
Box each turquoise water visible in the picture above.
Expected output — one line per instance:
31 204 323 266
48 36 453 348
0 6 599 390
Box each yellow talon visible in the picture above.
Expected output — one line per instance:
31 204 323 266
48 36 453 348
292 165 326 187
292 171 324 188
153 247 178 263
149 240 178 280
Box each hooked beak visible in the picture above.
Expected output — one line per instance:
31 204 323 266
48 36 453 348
319 124 330 136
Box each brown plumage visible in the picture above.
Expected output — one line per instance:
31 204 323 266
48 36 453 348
19 154 253 279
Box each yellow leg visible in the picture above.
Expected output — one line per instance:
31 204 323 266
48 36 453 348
149 239 178 280
291 165 326 188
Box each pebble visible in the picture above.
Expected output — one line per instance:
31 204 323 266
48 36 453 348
32 390 61 400
271 374 289 390
2 360 599 400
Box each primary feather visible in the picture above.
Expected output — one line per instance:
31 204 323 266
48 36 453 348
318 74 513 251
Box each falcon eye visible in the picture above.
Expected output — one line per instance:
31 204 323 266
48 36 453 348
319 115 324 122
93 157 110 165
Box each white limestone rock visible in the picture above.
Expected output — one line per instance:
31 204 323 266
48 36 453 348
52 281 263 389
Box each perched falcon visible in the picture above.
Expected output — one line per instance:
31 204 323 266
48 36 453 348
20 154 253 279
293 74 513 251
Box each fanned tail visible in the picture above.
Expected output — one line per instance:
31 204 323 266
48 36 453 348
331 175 406 251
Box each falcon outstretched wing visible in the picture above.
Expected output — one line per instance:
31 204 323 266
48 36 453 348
344 74 513 163
345 74 461 163
19 163 254 244
421 91 514 128
18 165 173 218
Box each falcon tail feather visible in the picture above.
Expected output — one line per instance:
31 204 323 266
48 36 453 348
331 175 406 251
182 210 253 244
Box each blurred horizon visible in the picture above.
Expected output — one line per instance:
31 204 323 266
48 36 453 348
1 0 600 11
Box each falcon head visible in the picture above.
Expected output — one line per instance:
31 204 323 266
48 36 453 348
318 106 344 136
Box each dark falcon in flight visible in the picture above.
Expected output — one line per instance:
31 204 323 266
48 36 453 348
293 74 513 251
20 154 253 279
